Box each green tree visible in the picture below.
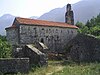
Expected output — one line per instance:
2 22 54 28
81 26 89 34
76 21 84 28
90 26 100 36
77 14 100 38
76 21 89 34
0 35 12 58
95 13 100 25
85 20 91 29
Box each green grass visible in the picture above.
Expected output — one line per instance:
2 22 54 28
52 62 100 75
30 61 100 75
29 60 64 75
13 61 100 75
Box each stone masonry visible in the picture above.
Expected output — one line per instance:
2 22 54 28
0 58 29 74
24 44 48 66
65 4 74 25
66 34 100 62
5 4 78 69
5 19 78 53
12 44 48 67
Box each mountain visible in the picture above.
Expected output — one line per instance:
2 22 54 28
1 0 100 35
38 0 100 24
38 7 65 22
0 14 15 35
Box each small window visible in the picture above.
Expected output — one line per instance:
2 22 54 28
49 29 51 33
42 28 44 30
57 36 59 40
34 27 36 30
49 29 51 31
41 38 44 43
46 36 48 38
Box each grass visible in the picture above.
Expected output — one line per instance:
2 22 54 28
29 60 65 75
30 61 100 75
8 60 100 75
52 62 100 75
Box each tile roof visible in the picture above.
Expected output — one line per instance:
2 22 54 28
6 17 78 29
16 17 78 29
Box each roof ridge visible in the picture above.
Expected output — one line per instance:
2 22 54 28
13 17 78 29
16 17 67 24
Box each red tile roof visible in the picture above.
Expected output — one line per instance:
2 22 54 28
6 17 78 29
16 17 78 28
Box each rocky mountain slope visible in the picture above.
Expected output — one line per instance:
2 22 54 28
0 0 100 35
38 0 100 23
0 14 15 35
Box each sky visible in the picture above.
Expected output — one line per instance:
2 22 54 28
0 0 81 18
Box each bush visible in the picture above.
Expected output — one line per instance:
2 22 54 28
0 35 12 58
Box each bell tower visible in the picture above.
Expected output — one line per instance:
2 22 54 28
65 4 74 25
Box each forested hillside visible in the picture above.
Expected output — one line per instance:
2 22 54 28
76 14 100 38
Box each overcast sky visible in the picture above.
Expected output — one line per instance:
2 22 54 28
0 0 81 18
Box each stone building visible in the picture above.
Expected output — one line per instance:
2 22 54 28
5 4 78 53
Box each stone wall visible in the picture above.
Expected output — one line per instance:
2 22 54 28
66 34 100 62
0 58 29 74
23 45 48 66
12 47 25 58
12 44 48 67
19 25 77 52
5 23 78 53
6 28 19 45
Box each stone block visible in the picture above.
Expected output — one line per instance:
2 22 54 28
0 58 29 74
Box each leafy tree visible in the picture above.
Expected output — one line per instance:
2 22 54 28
90 26 100 36
76 21 84 28
0 35 6 41
85 20 91 29
81 26 89 34
76 14 100 38
0 35 12 58
76 21 89 34
95 13 100 25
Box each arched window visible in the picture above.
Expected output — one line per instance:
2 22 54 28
41 38 44 43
